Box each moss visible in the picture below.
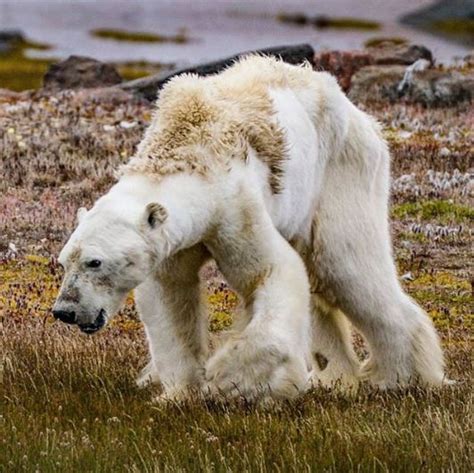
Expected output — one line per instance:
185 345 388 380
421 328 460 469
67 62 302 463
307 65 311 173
0 37 55 91
313 16 380 30
431 18 474 35
208 288 239 332
404 271 472 332
115 61 164 81
364 37 408 48
91 28 188 44
422 19 474 47
277 13 379 30
276 12 311 25
392 200 474 223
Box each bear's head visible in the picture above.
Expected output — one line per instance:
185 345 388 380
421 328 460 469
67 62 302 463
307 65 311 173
53 200 167 334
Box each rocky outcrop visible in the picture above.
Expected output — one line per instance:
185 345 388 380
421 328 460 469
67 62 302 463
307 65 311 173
313 50 373 90
368 44 433 66
119 43 315 101
349 64 473 106
35 43 472 107
313 43 434 91
43 56 122 91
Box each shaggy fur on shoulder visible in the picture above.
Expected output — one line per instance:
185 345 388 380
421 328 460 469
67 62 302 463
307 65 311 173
122 56 324 192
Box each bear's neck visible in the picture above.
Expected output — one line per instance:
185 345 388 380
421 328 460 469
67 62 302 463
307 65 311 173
113 173 218 258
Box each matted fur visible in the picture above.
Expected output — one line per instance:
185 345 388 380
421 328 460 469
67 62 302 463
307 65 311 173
122 56 322 193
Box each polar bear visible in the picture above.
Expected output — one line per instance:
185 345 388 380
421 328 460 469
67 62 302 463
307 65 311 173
53 56 446 400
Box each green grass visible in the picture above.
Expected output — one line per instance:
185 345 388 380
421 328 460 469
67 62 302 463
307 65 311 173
0 38 55 91
91 28 188 44
392 200 474 223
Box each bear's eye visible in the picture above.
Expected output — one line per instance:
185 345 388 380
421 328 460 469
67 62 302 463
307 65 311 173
86 259 102 269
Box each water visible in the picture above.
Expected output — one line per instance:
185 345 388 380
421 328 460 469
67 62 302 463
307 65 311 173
0 0 469 65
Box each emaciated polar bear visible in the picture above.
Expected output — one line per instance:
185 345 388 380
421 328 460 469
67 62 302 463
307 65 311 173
53 56 446 400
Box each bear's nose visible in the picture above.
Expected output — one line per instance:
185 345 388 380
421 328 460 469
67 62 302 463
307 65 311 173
52 309 76 325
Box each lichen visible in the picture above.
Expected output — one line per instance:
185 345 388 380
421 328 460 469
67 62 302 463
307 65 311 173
91 28 188 44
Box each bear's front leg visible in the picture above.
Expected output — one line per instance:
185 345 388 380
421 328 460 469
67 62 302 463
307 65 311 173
204 203 312 400
134 244 209 399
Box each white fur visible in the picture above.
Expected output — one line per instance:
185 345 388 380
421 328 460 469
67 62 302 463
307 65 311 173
55 58 446 400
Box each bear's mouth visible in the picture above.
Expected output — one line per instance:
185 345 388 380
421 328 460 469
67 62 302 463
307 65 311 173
78 309 107 334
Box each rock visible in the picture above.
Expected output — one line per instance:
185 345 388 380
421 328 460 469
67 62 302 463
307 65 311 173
313 50 373 90
368 44 434 66
43 56 122 91
0 88 23 101
0 29 24 53
0 29 24 44
349 64 474 106
412 70 474 105
119 43 315 101
67 86 143 106
312 43 433 90
397 58 431 94
349 65 405 103
463 51 474 66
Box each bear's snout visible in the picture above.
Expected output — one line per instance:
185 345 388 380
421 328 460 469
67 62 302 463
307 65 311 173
52 309 77 325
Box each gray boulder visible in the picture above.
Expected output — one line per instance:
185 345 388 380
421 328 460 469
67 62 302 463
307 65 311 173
349 65 473 106
43 55 122 91
0 29 24 53
369 44 434 66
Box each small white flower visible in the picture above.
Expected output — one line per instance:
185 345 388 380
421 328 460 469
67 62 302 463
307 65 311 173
120 120 137 129
439 147 450 157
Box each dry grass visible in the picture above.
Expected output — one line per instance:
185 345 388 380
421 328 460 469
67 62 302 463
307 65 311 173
0 89 473 472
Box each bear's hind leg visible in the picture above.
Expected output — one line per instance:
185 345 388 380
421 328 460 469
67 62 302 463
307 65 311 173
311 145 445 387
309 297 360 390
134 244 210 399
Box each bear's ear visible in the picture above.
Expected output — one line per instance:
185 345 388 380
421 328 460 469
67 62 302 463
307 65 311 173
76 207 88 224
144 202 168 229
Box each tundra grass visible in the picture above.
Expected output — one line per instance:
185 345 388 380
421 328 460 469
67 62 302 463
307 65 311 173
0 89 473 472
